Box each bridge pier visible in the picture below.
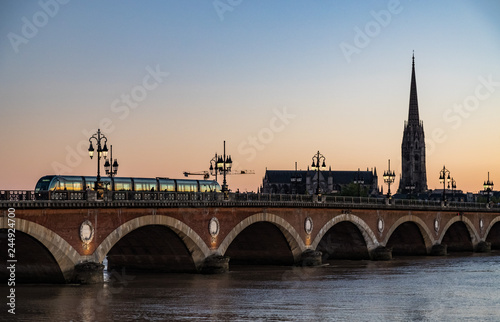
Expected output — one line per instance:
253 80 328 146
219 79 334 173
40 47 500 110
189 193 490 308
72 262 104 284
296 249 323 267
475 241 491 253
370 246 392 261
430 244 447 256
200 255 230 274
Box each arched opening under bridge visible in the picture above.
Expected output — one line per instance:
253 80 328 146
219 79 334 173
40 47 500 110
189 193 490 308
106 225 197 273
441 222 473 252
316 221 370 260
0 229 65 283
386 222 428 256
224 222 295 266
486 221 500 250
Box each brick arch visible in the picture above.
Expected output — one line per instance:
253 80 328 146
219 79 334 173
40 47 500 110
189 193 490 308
311 214 379 251
217 213 305 262
92 215 211 270
382 215 435 252
484 215 500 241
0 217 80 282
438 216 480 245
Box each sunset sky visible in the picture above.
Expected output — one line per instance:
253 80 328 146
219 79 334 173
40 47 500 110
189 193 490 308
1 0 499 193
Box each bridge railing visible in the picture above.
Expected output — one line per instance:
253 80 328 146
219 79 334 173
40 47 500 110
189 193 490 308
1 190 499 211
0 190 36 201
393 199 442 207
232 193 314 203
0 190 221 202
122 191 219 202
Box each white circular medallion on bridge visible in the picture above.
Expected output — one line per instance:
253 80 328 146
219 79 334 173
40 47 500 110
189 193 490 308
434 219 440 233
79 220 94 244
304 217 313 235
377 218 384 233
209 217 220 237
479 218 484 230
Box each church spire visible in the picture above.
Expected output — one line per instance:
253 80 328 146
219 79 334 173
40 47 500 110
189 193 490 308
408 52 420 125
399 51 427 194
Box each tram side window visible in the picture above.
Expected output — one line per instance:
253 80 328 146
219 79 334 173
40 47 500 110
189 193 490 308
57 182 74 191
55 181 66 191
134 180 157 191
56 181 72 191
55 177 86 191
200 183 217 192
177 181 198 192
160 182 175 192
115 182 131 191
85 180 96 191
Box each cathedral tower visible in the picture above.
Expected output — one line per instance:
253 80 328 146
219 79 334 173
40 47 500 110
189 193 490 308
398 54 427 194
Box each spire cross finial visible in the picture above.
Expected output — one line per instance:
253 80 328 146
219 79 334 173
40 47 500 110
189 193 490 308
412 50 415 65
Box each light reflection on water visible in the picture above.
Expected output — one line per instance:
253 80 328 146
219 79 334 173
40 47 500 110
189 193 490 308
10 253 500 321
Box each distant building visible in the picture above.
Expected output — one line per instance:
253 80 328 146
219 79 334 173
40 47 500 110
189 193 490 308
398 54 428 194
261 167 379 196
476 190 500 202
427 189 467 202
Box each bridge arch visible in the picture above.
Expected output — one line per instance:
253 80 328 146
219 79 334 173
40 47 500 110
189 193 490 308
484 215 500 242
383 215 435 252
0 217 80 282
311 214 378 252
217 213 305 262
93 215 211 270
438 216 479 246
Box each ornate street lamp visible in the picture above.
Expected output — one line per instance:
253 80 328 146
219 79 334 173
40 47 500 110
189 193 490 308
209 153 219 182
104 144 119 186
214 141 232 200
449 177 456 200
483 172 494 203
311 151 326 195
290 161 302 194
88 129 109 191
354 168 365 197
439 165 451 202
383 159 396 199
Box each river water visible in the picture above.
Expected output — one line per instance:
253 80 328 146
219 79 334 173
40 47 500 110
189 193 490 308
6 253 500 321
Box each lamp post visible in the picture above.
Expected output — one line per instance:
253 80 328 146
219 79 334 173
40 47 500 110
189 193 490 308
449 177 456 200
311 151 326 195
209 154 219 182
354 168 364 197
88 129 108 191
383 159 396 199
439 165 451 202
104 145 119 190
483 172 494 203
290 161 302 194
215 141 232 200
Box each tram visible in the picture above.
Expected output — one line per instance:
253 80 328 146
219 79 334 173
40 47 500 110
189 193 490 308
34 175 221 196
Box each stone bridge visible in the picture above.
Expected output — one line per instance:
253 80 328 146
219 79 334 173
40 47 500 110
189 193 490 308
1 194 500 283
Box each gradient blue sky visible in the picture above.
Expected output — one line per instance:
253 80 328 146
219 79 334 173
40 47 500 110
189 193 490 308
1 0 499 192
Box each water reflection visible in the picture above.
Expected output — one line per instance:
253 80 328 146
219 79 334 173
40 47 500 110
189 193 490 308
10 253 500 321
